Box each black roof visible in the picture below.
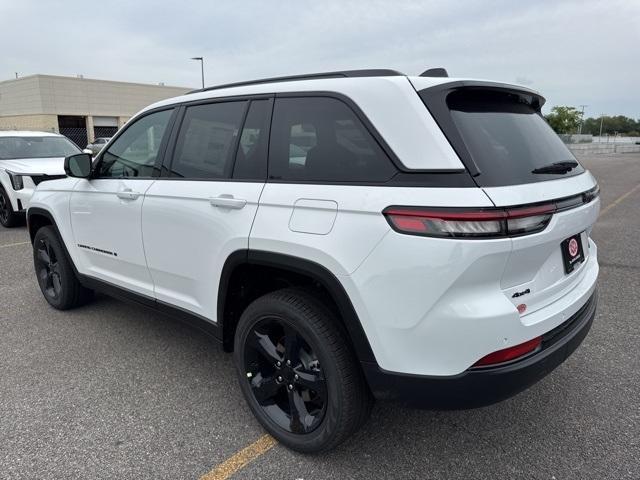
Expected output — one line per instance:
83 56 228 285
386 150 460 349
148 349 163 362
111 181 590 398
187 69 405 94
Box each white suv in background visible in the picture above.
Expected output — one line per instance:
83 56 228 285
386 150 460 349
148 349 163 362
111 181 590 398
0 131 79 227
27 69 600 452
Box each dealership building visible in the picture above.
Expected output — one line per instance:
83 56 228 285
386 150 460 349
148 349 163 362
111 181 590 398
0 74 190 148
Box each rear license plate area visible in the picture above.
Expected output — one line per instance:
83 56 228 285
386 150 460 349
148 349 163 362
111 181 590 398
561 233 585 274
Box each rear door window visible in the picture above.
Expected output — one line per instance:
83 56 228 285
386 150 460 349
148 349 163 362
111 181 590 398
169 101 246 179
421 89 584 187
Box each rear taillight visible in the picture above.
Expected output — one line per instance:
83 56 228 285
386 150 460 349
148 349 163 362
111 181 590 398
383 205 554 238
383 186 599 239
472 336 542 368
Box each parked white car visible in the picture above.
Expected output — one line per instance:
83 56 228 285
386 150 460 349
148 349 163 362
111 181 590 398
0 131 79 227
26 69 599 452
85 137 112 156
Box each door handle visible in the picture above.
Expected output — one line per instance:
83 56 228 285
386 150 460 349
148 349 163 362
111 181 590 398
116 188 140 201
209 194 247 209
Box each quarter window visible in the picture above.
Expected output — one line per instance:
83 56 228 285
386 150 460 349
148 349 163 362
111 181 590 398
269 97 395 182
98 109 173 178
170 101 246 179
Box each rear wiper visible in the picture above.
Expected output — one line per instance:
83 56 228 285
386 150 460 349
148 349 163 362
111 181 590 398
531 161 579 174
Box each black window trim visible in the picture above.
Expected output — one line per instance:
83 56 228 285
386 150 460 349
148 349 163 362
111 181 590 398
158 94 275 183
232 97 274 181
90 106 179 180
100 91 477 188
265 91 472 187
274 91 468 175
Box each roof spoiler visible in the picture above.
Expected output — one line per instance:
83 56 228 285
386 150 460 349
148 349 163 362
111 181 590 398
420 68 449 78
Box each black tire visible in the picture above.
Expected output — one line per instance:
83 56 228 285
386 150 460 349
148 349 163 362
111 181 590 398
0 186 21 228
33 226 93 310
234 288 373 453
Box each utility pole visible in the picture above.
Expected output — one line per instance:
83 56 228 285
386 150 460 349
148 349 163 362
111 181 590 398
191 57 205 89
578 105 588 134
599 114 605 140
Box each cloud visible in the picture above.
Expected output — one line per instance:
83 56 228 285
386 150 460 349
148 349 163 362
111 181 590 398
1 0 638 117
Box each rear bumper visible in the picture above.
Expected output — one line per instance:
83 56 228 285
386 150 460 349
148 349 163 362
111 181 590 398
362 291 597 409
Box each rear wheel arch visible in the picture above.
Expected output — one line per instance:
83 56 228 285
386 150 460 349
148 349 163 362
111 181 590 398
218 250 377 364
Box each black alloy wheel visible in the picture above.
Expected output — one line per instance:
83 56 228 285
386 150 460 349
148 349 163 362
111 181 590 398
0 187 19 227
234 288 373 453
0 192 9 224
32 226 93 310
244 316 328 434
35 236 63 301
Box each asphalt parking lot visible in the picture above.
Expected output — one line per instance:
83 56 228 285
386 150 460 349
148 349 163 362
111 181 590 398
1 152 639 480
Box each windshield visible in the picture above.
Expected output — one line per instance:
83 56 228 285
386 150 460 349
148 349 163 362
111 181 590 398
0 136 80 160
420 88 584 187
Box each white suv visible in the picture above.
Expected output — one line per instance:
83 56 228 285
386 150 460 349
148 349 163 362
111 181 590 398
27 69 600 452
0 131 79 227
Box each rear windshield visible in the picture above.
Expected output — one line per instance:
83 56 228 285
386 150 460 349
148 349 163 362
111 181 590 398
0 136 80 160
423 89 584 187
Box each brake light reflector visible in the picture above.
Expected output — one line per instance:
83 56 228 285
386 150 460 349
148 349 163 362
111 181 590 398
383 205 554 238
472 336 542 367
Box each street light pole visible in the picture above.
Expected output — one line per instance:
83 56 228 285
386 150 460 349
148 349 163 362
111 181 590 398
599 114 605 140
578 104 588 134
191 57 204 88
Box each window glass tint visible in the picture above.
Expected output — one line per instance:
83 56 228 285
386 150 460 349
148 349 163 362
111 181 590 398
445 89 584 186
0 136 79 160
233 99 271 180
98 109 172 178
170 101 246 179
269 97 395 182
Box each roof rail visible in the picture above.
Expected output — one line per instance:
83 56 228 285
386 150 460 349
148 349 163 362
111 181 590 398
187 69 405 94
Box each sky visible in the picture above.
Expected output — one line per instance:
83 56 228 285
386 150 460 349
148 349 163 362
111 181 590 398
0 0 638 118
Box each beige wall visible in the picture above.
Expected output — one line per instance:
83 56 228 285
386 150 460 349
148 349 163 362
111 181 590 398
0 75 190 118
0 76 43 115
0 114 59 132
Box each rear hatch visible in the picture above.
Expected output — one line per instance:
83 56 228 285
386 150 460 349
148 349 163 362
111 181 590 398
415 82 600 315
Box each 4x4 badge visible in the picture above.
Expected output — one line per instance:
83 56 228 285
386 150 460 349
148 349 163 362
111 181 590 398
512 288 531 298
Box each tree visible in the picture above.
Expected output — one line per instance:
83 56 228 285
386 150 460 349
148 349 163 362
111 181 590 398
581 115 640 136
545 106 582 134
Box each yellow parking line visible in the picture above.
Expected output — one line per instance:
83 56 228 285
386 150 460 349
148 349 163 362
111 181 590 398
199 434 277 480
0 241 30 249
600 183 640 217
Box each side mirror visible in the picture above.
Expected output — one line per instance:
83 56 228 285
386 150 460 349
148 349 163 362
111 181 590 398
64 153 92 178
82 148 93 155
